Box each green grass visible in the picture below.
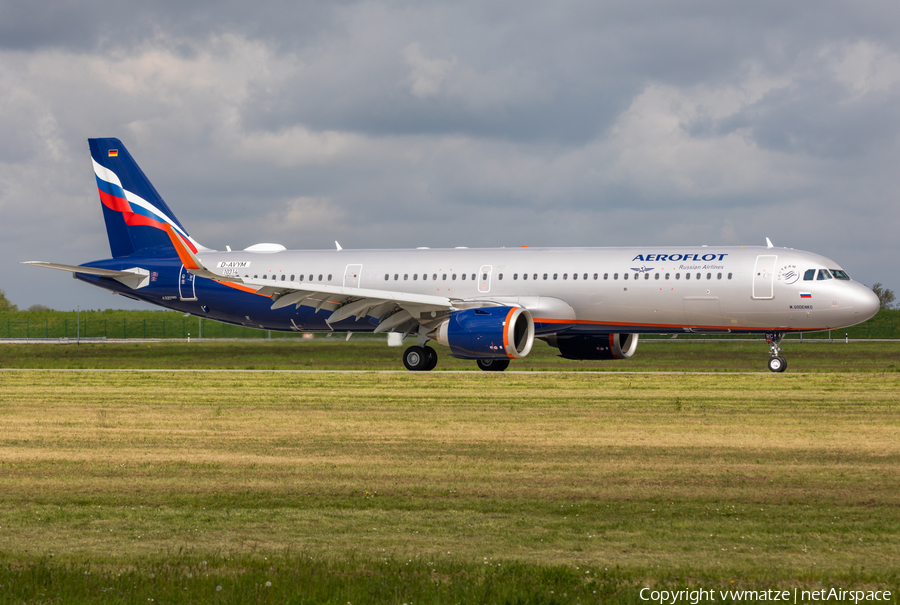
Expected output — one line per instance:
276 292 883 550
0 365 899 602
2 338 900 372
2 308 899 340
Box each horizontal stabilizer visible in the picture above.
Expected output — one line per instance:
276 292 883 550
23 261 151 289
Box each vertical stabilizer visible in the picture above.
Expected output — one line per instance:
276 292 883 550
88 138 202 258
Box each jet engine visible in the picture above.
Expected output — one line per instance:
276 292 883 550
545 333 639 360
430 307 535 360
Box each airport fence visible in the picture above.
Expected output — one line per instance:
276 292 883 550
0 309 897 340
0 311 305 340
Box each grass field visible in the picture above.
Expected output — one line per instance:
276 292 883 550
1 343 899 603
2 338 900 372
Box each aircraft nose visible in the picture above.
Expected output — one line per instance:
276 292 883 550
854 283 881 321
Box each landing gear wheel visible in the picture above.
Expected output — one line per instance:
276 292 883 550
767 356 787 373
476 358 510 372
423 346 438 371
403 345 428 371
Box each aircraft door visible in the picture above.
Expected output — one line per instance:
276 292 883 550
752 255 777 300
178 265 197 301
478 265 492 293
344 264 363 288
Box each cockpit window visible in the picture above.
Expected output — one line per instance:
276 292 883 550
830 269 850 280
803 269 815 281
817 269 833 280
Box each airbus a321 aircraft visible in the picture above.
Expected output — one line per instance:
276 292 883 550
26 138 880 372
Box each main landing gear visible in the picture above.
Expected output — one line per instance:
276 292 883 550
476 359 510 372
403 345 438 371
766 332 787 373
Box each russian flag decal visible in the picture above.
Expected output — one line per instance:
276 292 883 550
800 292 812 298
108 149 118 158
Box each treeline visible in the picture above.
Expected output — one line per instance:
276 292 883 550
1 308 898 340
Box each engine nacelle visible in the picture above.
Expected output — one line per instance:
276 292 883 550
431 307 535 360
545 333 639 360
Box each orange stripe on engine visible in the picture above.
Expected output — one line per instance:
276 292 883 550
503 307 517 359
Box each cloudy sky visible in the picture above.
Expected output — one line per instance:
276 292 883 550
2 0 898 310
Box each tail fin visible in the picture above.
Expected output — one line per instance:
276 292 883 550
89 138 203 258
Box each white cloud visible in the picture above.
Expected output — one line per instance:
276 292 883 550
826 40 900 97
403 42 457 98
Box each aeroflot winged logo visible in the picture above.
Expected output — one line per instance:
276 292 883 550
92 159 199 253
632 253 728 262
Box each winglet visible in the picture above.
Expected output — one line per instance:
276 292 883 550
766 237 774 249
335 241 343 251
164 223 203 270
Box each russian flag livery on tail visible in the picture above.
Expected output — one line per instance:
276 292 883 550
89 138 201 258
25 138 881 373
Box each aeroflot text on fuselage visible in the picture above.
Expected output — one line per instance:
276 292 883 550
25 137 883 373
632 253 729 262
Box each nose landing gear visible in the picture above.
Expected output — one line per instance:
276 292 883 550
766 332 787 373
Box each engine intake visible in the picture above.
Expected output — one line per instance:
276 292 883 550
545 333 639 360
431 307 535 360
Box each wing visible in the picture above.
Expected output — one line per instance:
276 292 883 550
162 224 454 335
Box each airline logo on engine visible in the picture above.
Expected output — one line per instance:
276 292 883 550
632 253 728 262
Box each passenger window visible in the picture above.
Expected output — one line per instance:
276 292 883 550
728 273 733 280
523 273 528 280
553 273 558 280
593 273 598 280
281 275 286 281
563 273 568 280
676 273 680 280
461 273 466 280
686 273 690 280
318 274 323 281
624 273 629 280
803 269 815 281
584 273 588 280
513 273 518 280
706 273 711 280
644 273 649 280
290 275 295 281
384 274 389 281
394 274 399 280
328 274 332 281
654 273 659 280
613 273 618 280
634 274 639 280
452 274 457 280
404 274 408 280
572 273 577 280
543 274 548 280
442 274 447 280
414 274 418 280
604 273 608 280
717 273 722 280
533 274 538 280
433 274 437 281
498 274 503 281
665 273 670 280
472 274 476 281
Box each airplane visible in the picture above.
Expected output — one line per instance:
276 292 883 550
25 138 881 372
